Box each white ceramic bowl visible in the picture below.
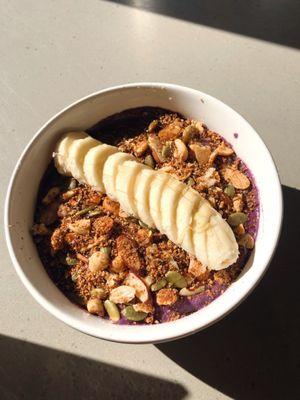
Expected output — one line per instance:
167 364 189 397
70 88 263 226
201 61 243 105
5 83 282 343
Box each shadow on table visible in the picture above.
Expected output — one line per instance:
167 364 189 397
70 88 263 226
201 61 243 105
105 0 300 49
0 335 187 400
157 185 300 400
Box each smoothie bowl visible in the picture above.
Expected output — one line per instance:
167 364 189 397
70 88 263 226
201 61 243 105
5 83 282 343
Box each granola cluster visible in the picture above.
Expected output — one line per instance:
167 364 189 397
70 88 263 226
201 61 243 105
32 111 259 324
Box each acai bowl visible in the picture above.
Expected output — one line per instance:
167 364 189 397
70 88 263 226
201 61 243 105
5 83 282 343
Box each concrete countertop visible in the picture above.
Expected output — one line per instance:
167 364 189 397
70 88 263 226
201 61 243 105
1 1 299 399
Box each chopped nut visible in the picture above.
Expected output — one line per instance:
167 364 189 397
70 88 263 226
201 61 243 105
156 288 178 306
88 251 110 273
106 273 120 289
77 253 88 263
158 123 181 141
133 302 154 313
136 228 152 246
62 190 75 201
174 139 188 162
68 219 90 235
109 285 135 304
32 223 50 236
124 272 149 302
50 228 64 251
189 144 211 166
182 125 199 143
194 121 205 133
148 119 159 133
119 209 130 218
39 201 59 225
116 235 141 272
42 187 60 205
238 233 255 249
216 142 234 156
102 197 120 215
232 195 244 212
87 298 105 316
229 170 250 190
188 258 210 281
134 140 148 157
231 171 250 190
110 255 126 273
93 216 114 235
234 223 245 236
148 134 165 163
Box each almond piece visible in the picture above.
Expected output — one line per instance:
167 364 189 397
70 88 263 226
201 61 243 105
158 123 181 141
216 142 234 156
124 272 149 302
109 285 136 304
116 235 141 272
188 258 210 281
134 140 148 157
229 170 250 190
174 139 188 162
189 144 211 166
102 197 120 215
68 219 90 235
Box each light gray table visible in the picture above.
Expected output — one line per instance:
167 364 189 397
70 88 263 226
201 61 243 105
1 1 299 399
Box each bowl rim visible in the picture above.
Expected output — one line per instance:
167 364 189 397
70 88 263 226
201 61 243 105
4 82 283 343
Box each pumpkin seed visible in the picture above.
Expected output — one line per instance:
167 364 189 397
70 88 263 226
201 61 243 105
228 212 248 227
90 287 107 299
122 305 147 321
66 255 77 266
162 143 172 158
165 271 187 289
144 154 155 168
187 177 195 186
151 278 167 292
148 119 159 133
224 184 235 198
100 246 111 255
74 207 94 217
182 125 199 143
71 272 78 282
104 300 120 322
179 286 205 296
87 210 102 218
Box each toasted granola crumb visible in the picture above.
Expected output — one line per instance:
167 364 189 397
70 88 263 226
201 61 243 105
156 288 178 306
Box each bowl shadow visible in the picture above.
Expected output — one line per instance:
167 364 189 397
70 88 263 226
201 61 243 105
0 335 187 400
157 185 300 399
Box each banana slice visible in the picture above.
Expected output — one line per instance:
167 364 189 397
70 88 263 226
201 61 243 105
83 144 117 192
160 176 187 242
68 136 100 182
149 172 171 232
176 188 201 255
115 160 144 216
54 131 88 176
103 152 135 200
134 167 157 228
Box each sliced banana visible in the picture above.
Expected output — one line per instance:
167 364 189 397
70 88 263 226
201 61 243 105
160 176 187 242
177 188 201 255
149 172 171 232
83 144 117 192
103 152 135 200
115 160 144 216
53 132 240 270
54 131 88 176
134 167 157 228
68 136 100 182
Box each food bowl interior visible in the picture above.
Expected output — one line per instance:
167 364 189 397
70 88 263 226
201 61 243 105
6 84 282 343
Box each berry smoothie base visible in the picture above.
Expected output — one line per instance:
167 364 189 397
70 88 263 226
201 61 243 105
32 107 259 325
